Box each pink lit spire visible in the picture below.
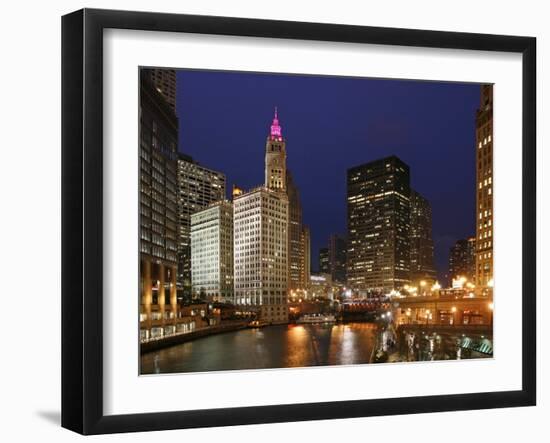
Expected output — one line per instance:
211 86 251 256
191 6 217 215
270 107 282 140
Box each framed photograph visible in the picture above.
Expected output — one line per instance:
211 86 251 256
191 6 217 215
61 8 536 434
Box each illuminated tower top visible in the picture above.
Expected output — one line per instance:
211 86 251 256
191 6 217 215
265 107 287 192
270 107 283 141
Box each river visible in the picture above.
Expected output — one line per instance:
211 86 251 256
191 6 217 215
140 322 378 374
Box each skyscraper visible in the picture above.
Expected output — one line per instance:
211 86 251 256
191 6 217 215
287 170 308 290
139 71 179 340
265 108 287 192
148 68 177 112
409 190 436 285
190 201 234 303
177 154 226 299
347 156 411 294
233 187 289 324
475 84 494 289
328 234 347 284
449 237 476 284
232 109 295 323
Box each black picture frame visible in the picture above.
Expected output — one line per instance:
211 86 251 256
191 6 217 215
61 8 537 435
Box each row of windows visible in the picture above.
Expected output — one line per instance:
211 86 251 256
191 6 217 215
477 134 492 149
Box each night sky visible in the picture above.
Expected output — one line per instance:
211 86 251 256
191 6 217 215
175 70 481 282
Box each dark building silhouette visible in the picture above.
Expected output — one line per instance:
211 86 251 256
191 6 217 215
449 237 476 284
287 170 307 290
410 190 436 285
328 234 347 284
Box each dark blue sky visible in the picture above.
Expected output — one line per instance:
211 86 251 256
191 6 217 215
175 70 480 281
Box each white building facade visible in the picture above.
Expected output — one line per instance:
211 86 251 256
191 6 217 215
177 153 226 298
190 200 233 302
233 187 289 324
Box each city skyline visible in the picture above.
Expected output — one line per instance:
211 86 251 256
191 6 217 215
140 68 493 372
175 70 480 280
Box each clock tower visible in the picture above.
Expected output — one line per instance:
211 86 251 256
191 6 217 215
265 107 287 192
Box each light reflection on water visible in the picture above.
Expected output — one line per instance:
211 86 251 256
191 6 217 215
141 322 377 375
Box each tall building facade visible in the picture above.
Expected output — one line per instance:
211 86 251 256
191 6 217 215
449 237 476 284
286 171 309 290
409 190 436 285
475 84 494 288
233 187 289 323
139 72 179 340
319 248 329 274
265 108 287 192
177 154 226 299
148 68 177 112
347 156 411 294
328 234 347 284
231 109 294 324
190 201 234 302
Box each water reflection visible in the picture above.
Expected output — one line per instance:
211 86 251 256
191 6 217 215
141 322 377 375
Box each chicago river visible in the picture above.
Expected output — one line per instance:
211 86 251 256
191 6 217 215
141 323 377 374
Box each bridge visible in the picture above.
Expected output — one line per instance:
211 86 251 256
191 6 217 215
390 293 493 327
